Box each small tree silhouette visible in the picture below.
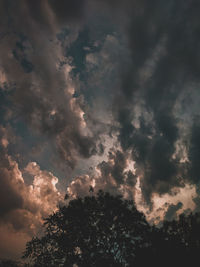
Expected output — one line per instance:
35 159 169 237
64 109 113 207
23 190 151 266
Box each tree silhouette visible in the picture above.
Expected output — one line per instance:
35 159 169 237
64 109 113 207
152 212 200 266
23 190 200 267
23 190 151 266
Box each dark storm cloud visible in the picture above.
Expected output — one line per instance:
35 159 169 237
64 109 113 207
116 105 181 203
1 0 200 208
188 118 200 184
1 0 86 32
0 128 23 217
0 149 24 227
48 0 86 23
0 0 105 168
103 0 200 203
0 167 23 217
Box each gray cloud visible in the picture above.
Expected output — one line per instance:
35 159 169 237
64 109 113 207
0 0 106 169
188 118 200 184
0 138 62 259
105 0 200 204
0 127 62 236
67 149 137 199
48 0 86 23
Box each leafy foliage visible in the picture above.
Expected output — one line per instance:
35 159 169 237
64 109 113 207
23 190 200 267
23 190 151 266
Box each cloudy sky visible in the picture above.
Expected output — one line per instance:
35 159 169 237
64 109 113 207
1 0 200 259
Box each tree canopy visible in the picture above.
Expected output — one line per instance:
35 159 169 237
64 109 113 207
23 191 151 266
22 190 200 267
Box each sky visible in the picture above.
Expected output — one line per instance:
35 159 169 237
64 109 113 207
0 0 200 260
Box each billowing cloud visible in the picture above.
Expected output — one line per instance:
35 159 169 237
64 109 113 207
0 0 105 170
0 132 62 258
67 149 137 199
104 0 200 204
0 157 62 230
